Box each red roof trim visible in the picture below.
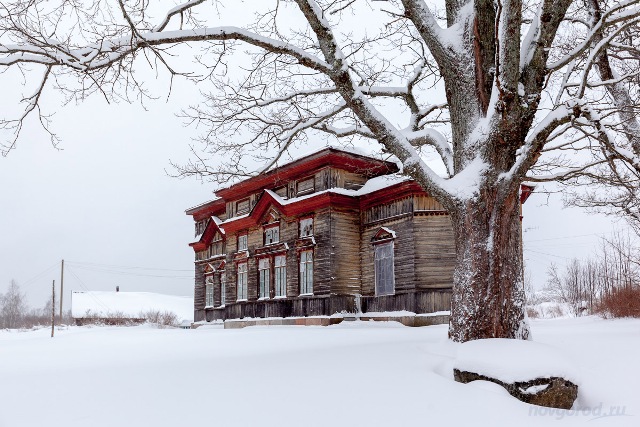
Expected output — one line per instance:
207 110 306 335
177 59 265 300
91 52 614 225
215 148 398 202
520 184 535 204
188 218 225 248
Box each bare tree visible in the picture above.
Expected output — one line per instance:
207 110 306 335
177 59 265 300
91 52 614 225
0 280 27 329
2 0 640 341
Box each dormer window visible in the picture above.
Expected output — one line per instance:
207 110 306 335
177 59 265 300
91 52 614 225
236 198 250 215
296 177 315 196
237 234 248 251
195 219 207 237
264 225 280 245
208 232 225 257
274 186 288 199
299 217 313 237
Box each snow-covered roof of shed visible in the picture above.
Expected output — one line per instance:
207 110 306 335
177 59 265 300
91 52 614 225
71 291 194 323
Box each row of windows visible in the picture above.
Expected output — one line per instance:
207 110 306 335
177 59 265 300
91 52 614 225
234 178 316 217
197 218 314 260
204 241 395 307
204 250 314 307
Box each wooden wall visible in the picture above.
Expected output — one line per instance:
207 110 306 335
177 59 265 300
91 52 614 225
413 214 455 288
193 262 206 321
329 209 362 295
361 215 416 295
195 179 455 321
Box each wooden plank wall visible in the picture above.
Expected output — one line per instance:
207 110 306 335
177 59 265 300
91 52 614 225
413 214 456 288
360 216 416 295
329 209 362 295
193 262 206 321
360 290 452 314
363 197 414 224
311 209 332 296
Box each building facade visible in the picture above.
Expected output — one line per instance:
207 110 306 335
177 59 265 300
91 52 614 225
186 148 455 324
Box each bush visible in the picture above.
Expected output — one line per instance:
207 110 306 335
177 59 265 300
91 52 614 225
139 310 179 328
595 286 640 318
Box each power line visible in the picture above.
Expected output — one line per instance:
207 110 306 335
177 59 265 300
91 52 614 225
66 260 192 272
524 226 632 243
66 266 112 313
18 262 60 290
69 264 193 279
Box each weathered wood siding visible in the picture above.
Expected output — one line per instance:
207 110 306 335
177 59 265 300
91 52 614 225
413 213 455 288
194 262 206 321
363 197 414 225
311 209 332 296
360 290 452 313
361 215 416 295
329 209 361 295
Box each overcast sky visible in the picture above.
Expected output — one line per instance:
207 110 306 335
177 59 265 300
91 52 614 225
0 1 630 312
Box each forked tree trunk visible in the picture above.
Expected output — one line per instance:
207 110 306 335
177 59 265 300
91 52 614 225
447 183 530 342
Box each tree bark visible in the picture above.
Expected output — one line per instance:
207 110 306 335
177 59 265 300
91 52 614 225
448 182 530 342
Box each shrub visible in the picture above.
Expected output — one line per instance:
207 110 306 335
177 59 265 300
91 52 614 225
595 286 640 318
140 310 179 328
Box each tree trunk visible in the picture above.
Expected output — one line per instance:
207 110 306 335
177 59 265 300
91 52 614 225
448 184 530 342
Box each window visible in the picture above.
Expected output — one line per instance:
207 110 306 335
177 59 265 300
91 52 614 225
237 262 248 301
237 234 248 251
299 217 313 237
196 250 207 261
274 186 288 199
275 255 287 298
220 273 226 307
195 220 207 237
209 232 225 257
236 198 250 215
264 226 279 245
296 177 315 195
299 250 313 295
258 258 270 299
374 242 395 295
205 275 214 307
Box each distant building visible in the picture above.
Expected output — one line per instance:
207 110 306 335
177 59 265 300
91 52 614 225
71 291 193 326
186 147 456 326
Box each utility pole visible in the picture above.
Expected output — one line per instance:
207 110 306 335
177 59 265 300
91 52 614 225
59 259 64 321
51 280 55 338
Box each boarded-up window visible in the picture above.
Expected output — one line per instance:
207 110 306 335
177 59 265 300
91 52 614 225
236 198 250 215
264 225 279 245
374 242 395 296
299 217 313 237
275 255 286 298
300 250 313 295
259 258 270 299
296 177 315 195
237 262 248 301
205 275 214 307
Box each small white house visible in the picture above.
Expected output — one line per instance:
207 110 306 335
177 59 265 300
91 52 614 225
71 291 194 326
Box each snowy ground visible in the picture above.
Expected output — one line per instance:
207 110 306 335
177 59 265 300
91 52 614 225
0 317 637 427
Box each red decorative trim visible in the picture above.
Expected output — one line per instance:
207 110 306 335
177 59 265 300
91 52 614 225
520 184 535 204
215 148 397 202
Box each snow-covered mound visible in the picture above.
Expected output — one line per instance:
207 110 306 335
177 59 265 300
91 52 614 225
454 338 580 384
71 291 193 323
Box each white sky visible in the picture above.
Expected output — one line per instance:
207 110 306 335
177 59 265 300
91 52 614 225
0 0 630 311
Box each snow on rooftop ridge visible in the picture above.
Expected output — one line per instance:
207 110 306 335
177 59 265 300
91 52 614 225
454 338 580 384
185 197 221 214
71 291 194 323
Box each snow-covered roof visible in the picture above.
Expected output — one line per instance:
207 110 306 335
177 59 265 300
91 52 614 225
71 291 194 323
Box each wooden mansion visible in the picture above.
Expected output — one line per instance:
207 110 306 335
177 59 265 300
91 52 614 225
186 147 462 326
